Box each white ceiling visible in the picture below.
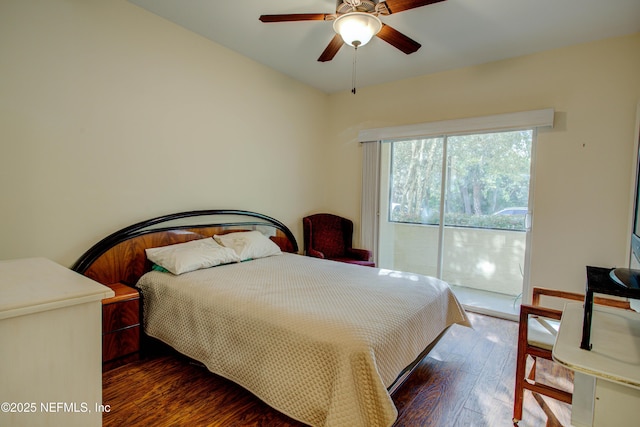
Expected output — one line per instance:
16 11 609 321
128 0 640 94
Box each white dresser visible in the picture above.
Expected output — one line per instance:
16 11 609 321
0 258 114 427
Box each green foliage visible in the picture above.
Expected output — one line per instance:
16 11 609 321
390 212 525 231
446 213 525 230
388 129 532 231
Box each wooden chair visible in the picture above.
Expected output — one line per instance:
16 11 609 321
513 287 631 424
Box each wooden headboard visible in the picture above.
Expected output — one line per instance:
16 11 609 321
72 209 298 286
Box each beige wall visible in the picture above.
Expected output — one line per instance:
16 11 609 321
326 33 640 295
2 0 639 298
0 0 329 266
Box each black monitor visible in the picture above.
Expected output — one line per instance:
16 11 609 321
610 232 640 289
610 120 640 289
610 266 640 290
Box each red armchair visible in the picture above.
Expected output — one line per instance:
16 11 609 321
302 213 375 267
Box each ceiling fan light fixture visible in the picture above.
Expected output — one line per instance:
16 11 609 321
333 12 382 48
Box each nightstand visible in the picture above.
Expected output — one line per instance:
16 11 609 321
102 283 140 371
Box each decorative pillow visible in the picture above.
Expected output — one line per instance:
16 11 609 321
214 230 282 261
145 238 240 275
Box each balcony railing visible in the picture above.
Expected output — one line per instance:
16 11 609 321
378 223 525 297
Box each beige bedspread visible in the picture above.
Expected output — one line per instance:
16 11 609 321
137 253 469 427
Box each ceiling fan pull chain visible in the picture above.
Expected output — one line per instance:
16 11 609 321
352 41 360 94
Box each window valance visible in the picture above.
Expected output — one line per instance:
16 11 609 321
358 108 554 142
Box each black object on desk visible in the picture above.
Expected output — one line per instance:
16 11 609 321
581 266 640 350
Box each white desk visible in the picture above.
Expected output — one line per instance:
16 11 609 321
553 302 640 426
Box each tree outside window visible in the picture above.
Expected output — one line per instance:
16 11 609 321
389 130 532 231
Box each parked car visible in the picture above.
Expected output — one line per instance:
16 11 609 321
493 207 528 215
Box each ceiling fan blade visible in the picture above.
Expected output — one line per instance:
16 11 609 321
376 24 421 54
318 34 344 62
259 13 332 23
380 0 446 14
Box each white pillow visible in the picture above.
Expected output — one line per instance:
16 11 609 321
214 230 282 261
145 237 240 275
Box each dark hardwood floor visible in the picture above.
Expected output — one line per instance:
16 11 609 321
102 312 572 426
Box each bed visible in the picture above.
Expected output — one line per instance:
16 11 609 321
73 210 469 427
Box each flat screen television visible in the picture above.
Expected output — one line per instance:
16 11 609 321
610 109 640 290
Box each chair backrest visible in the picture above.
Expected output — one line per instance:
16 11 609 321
303 213 353 259
532 287 631 311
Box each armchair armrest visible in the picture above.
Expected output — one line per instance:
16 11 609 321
518 304 563 357
345 248 372 261
520 304 563 322
307 248 325 259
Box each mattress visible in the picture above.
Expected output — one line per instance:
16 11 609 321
137 253 469 427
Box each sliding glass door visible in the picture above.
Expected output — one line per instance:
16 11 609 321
378 130 534 318
378 137 444 276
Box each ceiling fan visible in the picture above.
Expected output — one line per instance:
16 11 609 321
259 0 446 62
